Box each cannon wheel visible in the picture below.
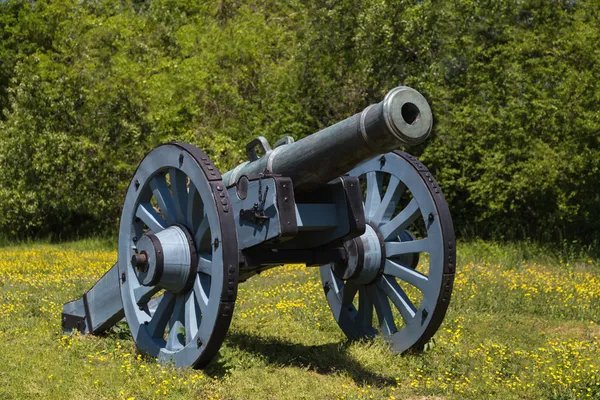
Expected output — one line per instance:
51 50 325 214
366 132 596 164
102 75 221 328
118 143 238 368
320 151 455 353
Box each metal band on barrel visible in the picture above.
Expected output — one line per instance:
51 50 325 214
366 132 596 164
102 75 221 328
382 87 406 144
359 104 378 152
228 161 249 186
266 146 285 173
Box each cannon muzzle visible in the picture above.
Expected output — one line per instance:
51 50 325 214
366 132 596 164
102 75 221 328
223 86 432 192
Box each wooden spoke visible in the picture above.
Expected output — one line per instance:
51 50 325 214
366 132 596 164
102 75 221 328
146 292 176 337
166 295 185 350
379 198 420 240
357 288 374 329
341 282 359 305
186 183 205 230
195 216 210 251
197 252 212 276
134 284 162 305
364 172 383 219
384 238 430 257
136 203 167 233
184 291 200 345
367 285 397 336
150 175 178 225
193 275 209 314
169 168 188 224
383 259 429 292
377 275 417 323
371 176 406 226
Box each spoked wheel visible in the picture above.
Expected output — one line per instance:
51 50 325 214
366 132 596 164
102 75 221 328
118 143 238 368
320 151 455 353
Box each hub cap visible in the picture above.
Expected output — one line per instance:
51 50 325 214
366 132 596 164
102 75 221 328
334 225 384 284
133 225 197 294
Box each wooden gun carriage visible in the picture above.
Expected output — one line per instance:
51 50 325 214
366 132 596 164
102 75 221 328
62 86 455 368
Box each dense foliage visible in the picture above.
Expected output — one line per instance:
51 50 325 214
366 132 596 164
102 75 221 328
0 0 598 241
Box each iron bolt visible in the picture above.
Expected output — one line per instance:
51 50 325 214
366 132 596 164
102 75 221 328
131 252 149 272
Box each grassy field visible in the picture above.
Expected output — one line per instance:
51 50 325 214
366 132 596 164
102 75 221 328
0 240 598 399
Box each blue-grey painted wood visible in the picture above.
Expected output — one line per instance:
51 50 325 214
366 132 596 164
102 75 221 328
62 297 88 333
227 177 281 250
295 204 338 230
228 178 347 249
272 177 357 249
62 263 124 334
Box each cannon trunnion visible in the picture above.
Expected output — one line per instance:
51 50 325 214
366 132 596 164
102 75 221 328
62 87 455 368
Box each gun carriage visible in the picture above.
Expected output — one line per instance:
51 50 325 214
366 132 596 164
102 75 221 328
62 86 455 368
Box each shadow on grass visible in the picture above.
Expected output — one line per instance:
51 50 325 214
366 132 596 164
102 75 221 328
209 331 397 386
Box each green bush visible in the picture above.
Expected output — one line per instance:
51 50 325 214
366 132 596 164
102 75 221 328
0 0 598 241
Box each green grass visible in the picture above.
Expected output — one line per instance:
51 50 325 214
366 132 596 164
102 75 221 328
0 240 598 399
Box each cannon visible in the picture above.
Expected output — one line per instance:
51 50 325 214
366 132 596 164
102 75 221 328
62 86 455 368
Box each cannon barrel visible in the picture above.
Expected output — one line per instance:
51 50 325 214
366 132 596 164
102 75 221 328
223 86 433 192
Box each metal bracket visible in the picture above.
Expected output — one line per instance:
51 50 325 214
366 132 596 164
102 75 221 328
245 136 272 162
273 136 295 148
239 174 271 227
337 176 366 243
274 177 297 238
62 312 87 334
229 176 298 250
239 205 270 226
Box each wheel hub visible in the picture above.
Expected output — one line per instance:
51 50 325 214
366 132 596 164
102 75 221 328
334 224 384 284
132 225 198 294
